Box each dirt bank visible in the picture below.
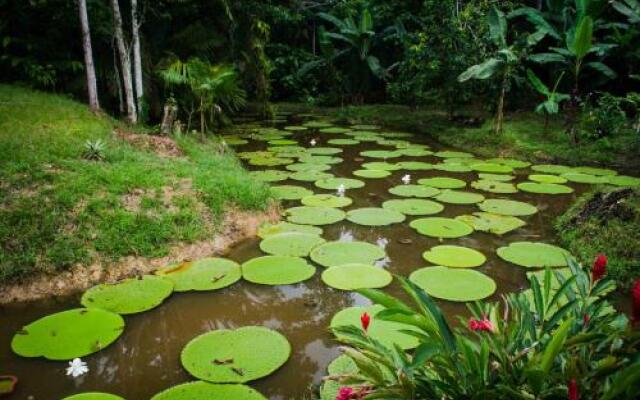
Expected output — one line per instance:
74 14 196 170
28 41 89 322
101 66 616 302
0 206 280 304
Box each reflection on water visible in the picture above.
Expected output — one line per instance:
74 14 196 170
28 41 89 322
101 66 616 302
0 118 592 399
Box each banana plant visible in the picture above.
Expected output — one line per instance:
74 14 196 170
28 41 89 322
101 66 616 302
527 70 570 132
613 0 640 24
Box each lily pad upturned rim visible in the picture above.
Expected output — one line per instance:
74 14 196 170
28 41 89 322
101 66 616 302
455 212 526 235
422 245 486 268
353 169 392 179
409 266 497 302
242 255 316 285
315 177 365 190
321 264 393 290
62 393 126 400
286 206 346 226
156 258 242 292
257 222 323 238
435 190 485 204
150 382 267 400
470 180 518 194
81 275 174 314
418 177 467 189
388 184 440 198
496 241 571 268
249 170 290 182
382 199 444 215
517 182 574 194
271 185 314 200
410 217 474 238
310 241 386 267
346 208 406 226
301 194 353 208
259 232 326 257
477 199 538 216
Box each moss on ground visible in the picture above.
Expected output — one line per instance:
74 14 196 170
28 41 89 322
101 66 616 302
555 187 640 288
0 85 271 283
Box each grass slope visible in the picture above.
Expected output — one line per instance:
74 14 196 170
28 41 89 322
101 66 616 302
0 85 271 283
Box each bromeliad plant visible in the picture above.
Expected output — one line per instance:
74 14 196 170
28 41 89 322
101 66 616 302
329 258 640 399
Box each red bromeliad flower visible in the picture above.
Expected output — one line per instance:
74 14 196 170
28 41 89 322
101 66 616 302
568 378 579 400
336 387 355 400
468 316 494 332
592 254 607 282
360 312 371 332
632 279 640 326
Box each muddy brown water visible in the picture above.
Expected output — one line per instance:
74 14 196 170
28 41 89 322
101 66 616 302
1 119 598 399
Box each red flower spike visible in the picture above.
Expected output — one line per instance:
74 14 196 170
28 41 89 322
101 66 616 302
468 316 494 332
568 378 579 400
360 312 371 332
632 279 640 327
336 387 355 400
591 254 607 282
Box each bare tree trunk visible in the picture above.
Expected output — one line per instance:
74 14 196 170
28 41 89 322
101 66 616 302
494 76 507 135
131 0 144 116
78 0 100 112
111 0 137 123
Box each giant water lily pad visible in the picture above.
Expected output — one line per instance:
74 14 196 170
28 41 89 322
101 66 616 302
259 233 326 257
422 245 486 268
286 163 331 172
310 241 386 267
607 175 640 187
290 170 333 182
242 255 316 285
315 178 365 190
435 190 485 204
389 185 440 198
304 121 333 129
433 163 472 173
396 161 433 170
271 185 314 200
320 127 351 134
346 208 406 226
477 199 538 216
151 382 266 400
362 162 401 171
353 169 391 179
11 308 125 360
328 138 359 145
298 155 342 165
81 275 173 314
410 217 473 238
359 150 401 159
471 180 517 194
308 147 343 155
418 177 466 189
531 164 573 175
572 166 617 176
517 182 574 194
528 174 567 184
286 207 346 225
249 170 290 182
478 173 515 182
268 139 298 146
258 222 323 238
497 242 571 268
331 305 420 349
157 258 241 292
321 264 392 290
434 151 474 158
561 173 607 184
397 148 432 157
486 158 531 169
456 212 525 235
471 163 514 174
181 326 290 383
301 194 352 208
382 199 444 215
351 124 380 130
284 126 308 131
62 394 125 400
320 355 358 400
409 266 496 302
248 156 293 167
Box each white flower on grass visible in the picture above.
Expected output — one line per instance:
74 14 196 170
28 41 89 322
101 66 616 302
336 184 346 197
339 230 354 242
402 174 411 185
310 139 317 146
376 237 389 249
66 358 89 378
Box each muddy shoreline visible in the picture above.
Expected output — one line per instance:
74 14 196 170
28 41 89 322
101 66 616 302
0 206 280 304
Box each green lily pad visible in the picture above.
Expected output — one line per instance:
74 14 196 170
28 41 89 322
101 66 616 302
328 138 359 145
298 155 343 165
310 241 386 267
289 170 333 182
220 136 248 146
257 222 323 238
351 124 380 130
304 121 333 128
181 326 290 383
572 166 617 176
389 185 440 198
517 182 574 194
478 173 515 182
496 242 571 268
471 163 514 174
151 382 266 400
531 164 573 175
435 190 485 204
248 157 293 167
271 185 314 200
607 175 640 187
346 208 406 226
301 194 352 208
315 178 365 190
62 394 125 400
434 151 474 158
331 305 420 349
362 162 401 171
353 169 391 178
418 177 466 189
11 308 125 360
259 233 326 257
308 147 343 155
360 150 401 159
249 170 290 182
286 206 346 225
486 158 531 169
81 275 173 315
286 163 332 172
267 145 305 153
422 245 486 268
529 174 568 184
156 258 242 292
477 199 538 216
456 212 526 235
284 125 308 131
470 180 518 194
320 355 358 400
409 266 496 302
382 131 413 138
268 139 298 146
397 148 433 157
410 217 474 238
382 199 444 215
242 255 316 285
321 264 392 290
561 173 607 184
320 127 352 134
433 163 472 173
396 161 433 170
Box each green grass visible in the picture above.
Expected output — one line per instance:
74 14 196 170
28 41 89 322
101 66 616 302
555 187 640 288
278 103 640 171
0 85 271 283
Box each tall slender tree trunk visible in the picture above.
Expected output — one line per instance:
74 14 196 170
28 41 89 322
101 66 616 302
494 75 507 135
111 0 137 123
131 0 144 117
78 0 99 112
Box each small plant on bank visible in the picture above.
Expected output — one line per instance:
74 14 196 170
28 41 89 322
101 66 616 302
327 258 640 399
82 139 107 161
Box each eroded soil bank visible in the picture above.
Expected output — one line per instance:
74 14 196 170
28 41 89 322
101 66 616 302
0 206 280 304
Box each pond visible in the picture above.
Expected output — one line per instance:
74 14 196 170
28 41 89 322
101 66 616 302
1 116 635 399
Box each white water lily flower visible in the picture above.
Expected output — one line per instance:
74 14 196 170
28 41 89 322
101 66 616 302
310 139 317 146
336 184 346 197
376 237 389 249
339 230 354 242
402 174 411 185
374 256 391 268
66 358 89 378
